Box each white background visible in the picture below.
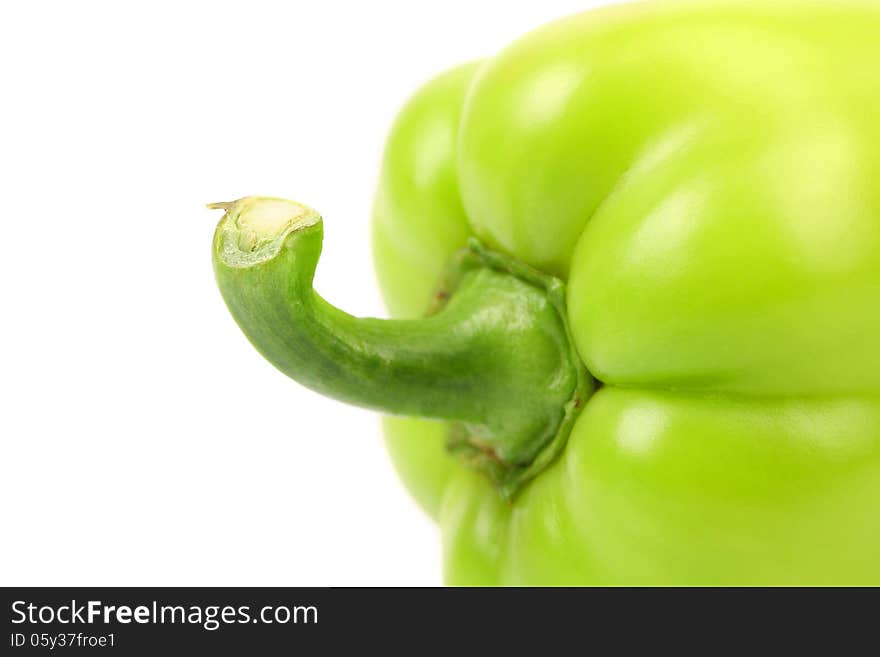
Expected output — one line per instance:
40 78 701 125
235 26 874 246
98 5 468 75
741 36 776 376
0 0 614 585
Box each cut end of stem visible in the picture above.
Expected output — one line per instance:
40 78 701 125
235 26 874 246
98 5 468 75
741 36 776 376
211 196 322 268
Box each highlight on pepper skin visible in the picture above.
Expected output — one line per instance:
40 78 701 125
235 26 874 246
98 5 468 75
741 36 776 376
212 0 880 586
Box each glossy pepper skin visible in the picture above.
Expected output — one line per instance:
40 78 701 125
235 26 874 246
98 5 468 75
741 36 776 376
212 0 880 586
372 1 880 584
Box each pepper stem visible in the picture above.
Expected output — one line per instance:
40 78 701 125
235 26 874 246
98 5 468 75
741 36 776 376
211 196 592 499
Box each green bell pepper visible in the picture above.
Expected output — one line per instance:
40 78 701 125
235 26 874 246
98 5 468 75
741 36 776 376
211 0 880 585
